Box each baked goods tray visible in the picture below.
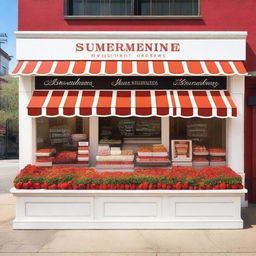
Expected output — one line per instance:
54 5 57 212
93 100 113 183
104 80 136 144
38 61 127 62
35 152 53 157
209 152 226 156
210 162 226 166
78 150 89 154
193 152 209 156
193 162 209 167
137 152 169 157
172 162 193 167
78 141 89 146
35 162 53 167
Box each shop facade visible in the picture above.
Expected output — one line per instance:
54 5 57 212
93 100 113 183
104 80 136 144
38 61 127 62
11 31 247 229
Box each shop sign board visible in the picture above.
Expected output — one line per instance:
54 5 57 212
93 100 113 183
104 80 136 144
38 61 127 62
16 34 246 60
35 76 227 90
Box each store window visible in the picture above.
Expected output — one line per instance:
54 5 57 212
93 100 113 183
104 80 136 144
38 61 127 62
99 117 161 149
36 117 89 166
65 0 199 17
170 118 226 167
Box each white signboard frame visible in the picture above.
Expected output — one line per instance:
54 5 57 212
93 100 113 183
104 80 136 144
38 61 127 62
16 31 247 61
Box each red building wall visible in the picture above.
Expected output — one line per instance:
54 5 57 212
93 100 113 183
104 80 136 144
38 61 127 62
18 0 256 71
18 0 256 201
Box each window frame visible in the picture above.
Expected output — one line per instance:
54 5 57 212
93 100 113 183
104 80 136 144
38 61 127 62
64 0 201 19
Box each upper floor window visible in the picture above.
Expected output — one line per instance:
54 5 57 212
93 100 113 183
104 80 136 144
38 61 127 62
65 0 200 18
0 66 7 76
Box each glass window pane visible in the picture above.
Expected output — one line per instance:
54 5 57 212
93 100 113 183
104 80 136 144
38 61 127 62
152 0 170 15
85 0 102 15
136 0 150 15
172 0 198 15
36 117 89 165
108 0 132 15
67 0 199 16
99 117 161 150
72 0 84 15
170 118 226 165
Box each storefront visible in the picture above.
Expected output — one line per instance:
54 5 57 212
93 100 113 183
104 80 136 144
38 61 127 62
11 31 247 229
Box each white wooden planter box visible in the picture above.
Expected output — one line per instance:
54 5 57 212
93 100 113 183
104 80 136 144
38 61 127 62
10 188 247 230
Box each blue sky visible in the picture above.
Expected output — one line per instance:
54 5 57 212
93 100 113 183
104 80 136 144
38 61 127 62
0 0 18 73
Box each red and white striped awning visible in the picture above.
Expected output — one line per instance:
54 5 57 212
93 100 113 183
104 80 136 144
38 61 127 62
13 60 247 76
27 90 237 118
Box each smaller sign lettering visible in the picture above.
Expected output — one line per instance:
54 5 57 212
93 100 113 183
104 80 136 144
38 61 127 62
35 76 227 90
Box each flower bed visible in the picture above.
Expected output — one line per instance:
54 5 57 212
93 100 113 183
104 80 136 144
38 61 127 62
13 165 243 190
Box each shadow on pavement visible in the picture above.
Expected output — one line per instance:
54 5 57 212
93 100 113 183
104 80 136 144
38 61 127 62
242 204 256 229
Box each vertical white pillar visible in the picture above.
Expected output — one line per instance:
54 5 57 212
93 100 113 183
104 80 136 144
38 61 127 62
161 117 170 151
227 76 245 174
227 76 246 206
19 76 36 169
89 116 99 167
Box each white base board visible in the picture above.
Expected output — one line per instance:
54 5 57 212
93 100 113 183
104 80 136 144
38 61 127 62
10 188 247 230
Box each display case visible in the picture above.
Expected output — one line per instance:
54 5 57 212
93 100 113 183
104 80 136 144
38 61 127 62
171 140 192 162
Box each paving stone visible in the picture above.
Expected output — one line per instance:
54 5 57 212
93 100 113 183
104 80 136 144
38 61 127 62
0 254 157 256
40 230 157 253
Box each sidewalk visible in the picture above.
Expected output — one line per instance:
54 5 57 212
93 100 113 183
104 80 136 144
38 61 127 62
0 159 19 193
1 161 256 255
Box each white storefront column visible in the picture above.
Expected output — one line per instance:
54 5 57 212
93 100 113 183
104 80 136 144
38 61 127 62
19 76 36 169
227 76 246 206
89 117 99 167
161 117 170 152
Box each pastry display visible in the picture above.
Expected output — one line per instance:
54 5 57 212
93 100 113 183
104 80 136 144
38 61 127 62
137 145 168 157
209 148 226 156
78 146 89 155
152 144 168 152
210 155 226 166
77 154 89 161
53 151 77 164
193 145 209 155
97 145 111 156
77 141 90 166
137 147 151 152
36 157 55 162
110 147 122 156
172 162 193 167
136 156 170 162
35 148 56 157
35 156 55 167
96 145 135 170
78 141 89 146
171 140 192 161
96 155 134 162
210 157 225 162
136 145 170 166
193 157 209 162
176 147 187 155
121 150 134 155
76 161 89 165
193 157 209 167
209 156 226 166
